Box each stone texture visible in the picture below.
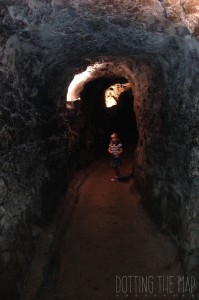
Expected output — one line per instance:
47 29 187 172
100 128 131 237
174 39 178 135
0 0 199 299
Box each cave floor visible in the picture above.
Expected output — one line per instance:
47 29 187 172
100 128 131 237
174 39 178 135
26 149 193 300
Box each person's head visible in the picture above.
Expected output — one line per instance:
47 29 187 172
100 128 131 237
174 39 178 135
110 133 119 143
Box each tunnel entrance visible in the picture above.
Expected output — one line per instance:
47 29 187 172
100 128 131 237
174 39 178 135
79 76 139 155
65 61 147 169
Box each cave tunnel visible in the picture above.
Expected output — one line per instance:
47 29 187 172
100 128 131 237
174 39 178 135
29 57 199 300
1 0 199 297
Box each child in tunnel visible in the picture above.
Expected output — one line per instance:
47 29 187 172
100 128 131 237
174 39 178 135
108 133 123 181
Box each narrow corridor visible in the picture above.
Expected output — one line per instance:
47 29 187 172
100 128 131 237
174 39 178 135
31 150 194 300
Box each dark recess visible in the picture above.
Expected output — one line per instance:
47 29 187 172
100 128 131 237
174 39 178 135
79 77 139 160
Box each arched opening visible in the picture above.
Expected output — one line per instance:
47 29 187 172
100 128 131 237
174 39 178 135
65 61 142 167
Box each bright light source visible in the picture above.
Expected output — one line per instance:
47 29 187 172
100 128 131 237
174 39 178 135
105 83 131 108
106 96 117 108
67 69 92 102
67 64 105 102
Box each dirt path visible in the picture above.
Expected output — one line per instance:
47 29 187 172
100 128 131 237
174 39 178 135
32 150 194 300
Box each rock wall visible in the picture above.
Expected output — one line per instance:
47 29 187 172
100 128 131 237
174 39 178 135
134 37 199 281
0 0 199 298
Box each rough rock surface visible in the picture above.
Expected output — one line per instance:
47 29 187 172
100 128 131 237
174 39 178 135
0 0 199 299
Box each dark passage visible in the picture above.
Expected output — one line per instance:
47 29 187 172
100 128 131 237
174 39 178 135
107 88 139 145
80 77 139 155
